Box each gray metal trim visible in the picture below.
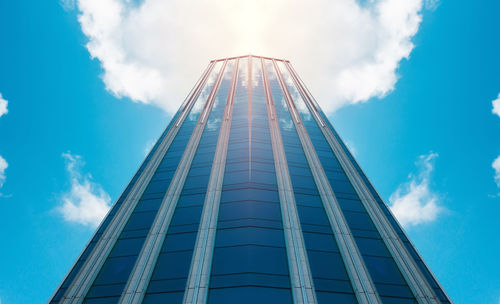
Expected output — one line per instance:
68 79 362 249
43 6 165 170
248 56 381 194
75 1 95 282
182 58 240 304
313 103 453 303
261 58 317 304
58 61 217 304
284 62 441 304
382 204 454 302
311 115 453 303
272 60 381 304
213 54 288 62
119 60 230 304
48 61 215 303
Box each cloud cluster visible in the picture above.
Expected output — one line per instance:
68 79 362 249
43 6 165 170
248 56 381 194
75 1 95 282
0 156 7 188
0 93 7 118
389 152 442 228
492 93 500 190
0 93 7 191
70 0 427 113
57 152 111 227
493 155 500 188
423 0 441 11
492 93 500 118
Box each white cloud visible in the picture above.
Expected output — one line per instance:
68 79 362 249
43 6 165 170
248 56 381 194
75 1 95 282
60 0 76 11
71 0 429 113
492 155 500 188
492 93 500 118
57 152 111 227
345 140 358 157
0 155 7 188
424 0 440 11
0 93 8 118
143 139 155 156
389 152 442 227
0 93 7 191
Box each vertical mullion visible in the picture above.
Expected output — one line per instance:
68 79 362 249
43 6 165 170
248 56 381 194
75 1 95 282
59 61 217 304
286 61 452 303
182 58 240 304
248 55 252 181
272 59 381 304
261 58 317 304
284 61 441 304
118 59 230 304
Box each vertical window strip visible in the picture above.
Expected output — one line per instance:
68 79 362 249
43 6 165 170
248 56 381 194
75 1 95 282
277 60 419 303
282 61 440 304
261 58 317 304
206 57 293 304
268 60 361 304
56 61 222 304
248 55 253 182
116 59 232 304
180 58 240 304
270 59 382 304
142 59 237 302
311 111 450 304
49 61 215 304
82 59 226 303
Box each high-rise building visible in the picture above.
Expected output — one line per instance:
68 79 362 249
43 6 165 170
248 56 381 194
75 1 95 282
49 55 452 304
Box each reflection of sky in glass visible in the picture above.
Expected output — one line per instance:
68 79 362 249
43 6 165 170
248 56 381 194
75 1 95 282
188 60 224 121
231 57 248 107
238 58 248 89
264 59 294 131
265 60 278 81
223 60 235 83
206 60 235 128
250 57 262 107
276 61 312 122
206 118 221 131
251 57 261 89
278 96 294 130
279 117 294 130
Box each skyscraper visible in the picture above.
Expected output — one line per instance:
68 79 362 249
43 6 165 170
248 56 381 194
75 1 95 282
49 55 452 304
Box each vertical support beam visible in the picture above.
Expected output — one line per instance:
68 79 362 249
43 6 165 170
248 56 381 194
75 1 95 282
119 60 230 304
183 58 240 304
284 62 441 304
248 55 253 178
59 61 217 304
272 60 381 304
261 58 317 304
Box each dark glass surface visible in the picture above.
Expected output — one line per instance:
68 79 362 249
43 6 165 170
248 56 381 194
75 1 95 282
143 60 236 302
209 286 292 304
289 57 449 302
83 61 226 302
207 58 292 303
53 57 447 304
266 59 356 303
52 62 221 303
331 120 449 303
51 97 183 303
276 60 416 303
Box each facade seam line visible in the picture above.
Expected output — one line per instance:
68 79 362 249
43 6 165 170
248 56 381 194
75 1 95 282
119 60 230 304
57 61 216 304
262 58 317 304
182 58 240 304
272 60 381 304
284 61 441 304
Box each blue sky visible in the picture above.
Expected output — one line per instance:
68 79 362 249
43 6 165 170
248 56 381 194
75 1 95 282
0 0 499 303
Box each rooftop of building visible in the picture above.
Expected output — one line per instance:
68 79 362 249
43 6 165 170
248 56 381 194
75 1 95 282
211 54 290 63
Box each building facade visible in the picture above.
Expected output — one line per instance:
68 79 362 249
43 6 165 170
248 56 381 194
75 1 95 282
49 55 452 304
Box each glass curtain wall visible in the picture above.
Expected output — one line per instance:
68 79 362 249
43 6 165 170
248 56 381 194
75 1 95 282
207 57 292 303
